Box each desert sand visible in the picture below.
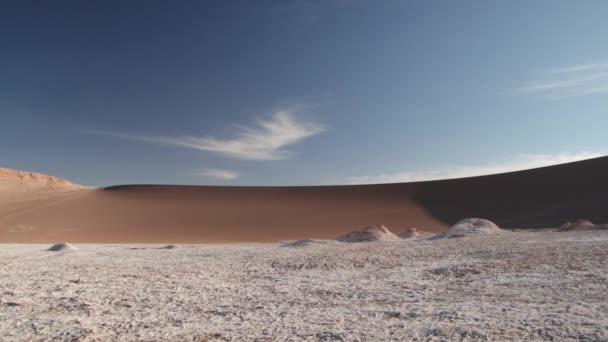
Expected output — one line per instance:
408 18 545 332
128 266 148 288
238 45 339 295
1 229 607 341
2 156 608 243
0 168 85 198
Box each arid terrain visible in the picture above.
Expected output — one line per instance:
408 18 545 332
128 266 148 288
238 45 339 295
2 160 608 340
2 156 608 243
1 230 607 341
3 1 607 340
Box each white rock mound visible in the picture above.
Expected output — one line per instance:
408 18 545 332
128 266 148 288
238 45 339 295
336 225 399 243
439 218 503 239
399 228 427 239
280 239 339 248
159 244 178 249
46 243 77 252
559 219 594 231
558 219 607 231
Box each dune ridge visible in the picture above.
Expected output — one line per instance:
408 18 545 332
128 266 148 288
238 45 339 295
0 168 84 189
1 156 608 243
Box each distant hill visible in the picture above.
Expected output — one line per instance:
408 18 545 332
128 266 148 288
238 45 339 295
0 167 86 200
1 157 608 243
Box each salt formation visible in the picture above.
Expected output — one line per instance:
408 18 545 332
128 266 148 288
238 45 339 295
159 244 178 249
336 225 399 242
558 219 607 231
280 239 338 248
46 243 77 252
440 218 503 239
2 230 608 341
399 228 426 239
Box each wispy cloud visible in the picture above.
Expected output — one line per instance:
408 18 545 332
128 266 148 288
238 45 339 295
192 169 240 180
514 61 608 97
346 151 604 184
92 111 325 161
516 72 608 92
549 62 608 74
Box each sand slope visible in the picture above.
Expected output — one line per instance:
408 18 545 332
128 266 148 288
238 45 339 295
0 168 85 201
1 157 608 243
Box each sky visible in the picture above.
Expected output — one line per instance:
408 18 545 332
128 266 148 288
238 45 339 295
1 0 607 186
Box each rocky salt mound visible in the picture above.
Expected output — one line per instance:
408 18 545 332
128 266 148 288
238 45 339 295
46 243 77 252
280 239 339 248
399 228 428 239
559 219 608 231
159 244 178 249
336 225 399 242
433 218 503 239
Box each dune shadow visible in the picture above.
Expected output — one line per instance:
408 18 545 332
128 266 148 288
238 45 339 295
413 157 608 229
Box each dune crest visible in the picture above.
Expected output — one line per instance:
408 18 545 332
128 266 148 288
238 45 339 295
0 168 88 203
0 168 84 189
2 156 608 243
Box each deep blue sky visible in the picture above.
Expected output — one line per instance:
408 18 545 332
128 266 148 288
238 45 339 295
2 0 607 186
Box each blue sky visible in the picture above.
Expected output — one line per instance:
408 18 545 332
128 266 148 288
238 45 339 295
1 0 607 186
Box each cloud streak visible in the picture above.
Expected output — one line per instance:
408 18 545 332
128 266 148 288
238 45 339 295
93 111 325 161
548 61 608 74
192 169 240 180
346 152 604 184
514 61 608 97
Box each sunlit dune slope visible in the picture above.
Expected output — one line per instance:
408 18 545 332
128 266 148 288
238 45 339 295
1 157 607 243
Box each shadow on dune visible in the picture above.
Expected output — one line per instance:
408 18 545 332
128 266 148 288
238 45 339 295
2 157 608 243
413 156 608 228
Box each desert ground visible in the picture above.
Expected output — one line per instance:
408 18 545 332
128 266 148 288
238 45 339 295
1 229 607 341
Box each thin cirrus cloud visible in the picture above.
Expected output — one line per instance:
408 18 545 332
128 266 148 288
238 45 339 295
346 151 604 184
93 111 325 161
548 61 608 74
192 169 240 180
514 61 608 98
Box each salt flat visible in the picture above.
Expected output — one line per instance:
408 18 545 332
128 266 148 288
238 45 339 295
1 230 607 341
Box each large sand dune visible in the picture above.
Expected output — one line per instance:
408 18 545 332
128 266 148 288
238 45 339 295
1 156 608 243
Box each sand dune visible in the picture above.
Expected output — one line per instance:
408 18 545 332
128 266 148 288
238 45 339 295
1 156 608 243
